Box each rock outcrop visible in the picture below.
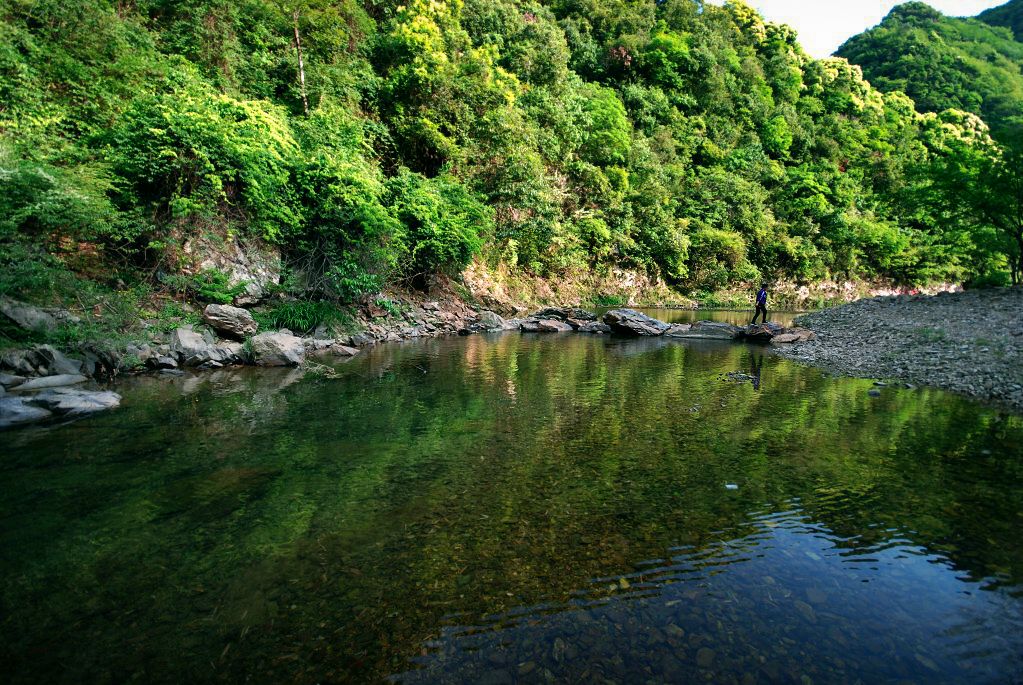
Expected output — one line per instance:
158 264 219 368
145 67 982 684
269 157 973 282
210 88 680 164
602 309 672 336
202 304 258 339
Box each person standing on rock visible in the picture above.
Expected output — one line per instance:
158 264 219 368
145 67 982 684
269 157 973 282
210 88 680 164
751 284 769 325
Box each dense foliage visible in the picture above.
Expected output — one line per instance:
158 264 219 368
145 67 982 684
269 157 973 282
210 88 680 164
1 0 1019 307
980 0 1023 42
837 0 1023 284
837 1 1023 134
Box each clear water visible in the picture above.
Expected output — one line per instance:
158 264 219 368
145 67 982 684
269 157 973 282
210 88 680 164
2 322 1022 684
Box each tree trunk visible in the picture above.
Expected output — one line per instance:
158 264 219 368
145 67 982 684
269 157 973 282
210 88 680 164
293 9 309 115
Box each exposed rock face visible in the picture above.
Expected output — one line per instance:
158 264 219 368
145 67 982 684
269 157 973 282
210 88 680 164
602 309 671 336
203 304 258 339
0 297 79 333
181 235 281 306
250 331 305 366
667 320 742 340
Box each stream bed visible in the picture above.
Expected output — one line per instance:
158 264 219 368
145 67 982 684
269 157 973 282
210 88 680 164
2 318 1022 683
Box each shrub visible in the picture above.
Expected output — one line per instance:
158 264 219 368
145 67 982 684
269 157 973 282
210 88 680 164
253 300 352 335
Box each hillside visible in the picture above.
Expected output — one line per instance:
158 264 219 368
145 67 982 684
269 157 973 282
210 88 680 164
980 0 1023 41
0 0 1017 348
837 1 1023 134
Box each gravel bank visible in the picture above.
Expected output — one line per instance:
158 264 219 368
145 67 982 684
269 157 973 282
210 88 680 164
775 288 1023 413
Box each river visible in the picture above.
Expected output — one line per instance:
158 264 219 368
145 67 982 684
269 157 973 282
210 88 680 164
2 313 1022 683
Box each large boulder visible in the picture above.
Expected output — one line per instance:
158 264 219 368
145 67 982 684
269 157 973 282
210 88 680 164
170 327 211 361
203 304 258 339
477 310 508 331
169 327 244 367
27 388 121 417
602 309 671 336
667 320 742 340
250 331 305 366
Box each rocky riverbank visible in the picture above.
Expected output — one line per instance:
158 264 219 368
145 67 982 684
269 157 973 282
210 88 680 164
774 288 1023 413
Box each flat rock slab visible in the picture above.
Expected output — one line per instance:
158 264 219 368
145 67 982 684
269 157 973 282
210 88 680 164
668 321 742 340
665 324 693 337
28 388 122 416
532 307 597 322
602 309 671 336
13 374 88 391
772 328 816 344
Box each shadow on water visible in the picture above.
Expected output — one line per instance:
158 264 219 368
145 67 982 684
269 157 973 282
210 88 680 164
1 324 1022 683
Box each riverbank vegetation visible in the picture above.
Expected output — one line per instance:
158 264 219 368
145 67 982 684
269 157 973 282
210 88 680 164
2 0 1021 347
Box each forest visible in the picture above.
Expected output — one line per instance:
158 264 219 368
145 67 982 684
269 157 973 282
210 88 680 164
2 0 1022 326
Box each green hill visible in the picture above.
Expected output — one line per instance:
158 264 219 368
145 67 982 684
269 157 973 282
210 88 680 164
0 0 1017 343
837 1 1023 134
979 0 1023 41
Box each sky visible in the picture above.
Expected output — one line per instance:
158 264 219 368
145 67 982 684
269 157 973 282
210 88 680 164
705 1 1010 58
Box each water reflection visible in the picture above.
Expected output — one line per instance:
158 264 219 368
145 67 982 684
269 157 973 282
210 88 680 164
395 503 1023 683
1 326 1021 684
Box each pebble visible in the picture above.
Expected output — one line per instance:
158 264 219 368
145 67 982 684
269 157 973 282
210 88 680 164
774 289 1022 413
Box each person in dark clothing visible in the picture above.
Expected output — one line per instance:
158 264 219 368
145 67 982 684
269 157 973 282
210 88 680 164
751 283 768 325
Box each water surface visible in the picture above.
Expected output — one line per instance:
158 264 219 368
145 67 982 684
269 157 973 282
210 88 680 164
2 326 1022 684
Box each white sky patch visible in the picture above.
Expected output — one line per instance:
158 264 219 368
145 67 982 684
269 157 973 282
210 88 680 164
704 1 1010 58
